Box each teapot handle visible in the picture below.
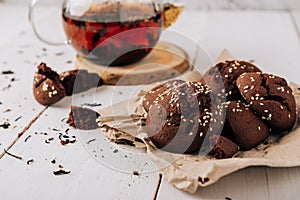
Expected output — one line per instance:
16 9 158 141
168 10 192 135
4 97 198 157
28 0 70 46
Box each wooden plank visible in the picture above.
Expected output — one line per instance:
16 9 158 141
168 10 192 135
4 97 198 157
158 167 269 200
158 167 300 200
157 11 300 199
266 167 300 199
0 4 75 151
291 11 300 39
198 11 300 82
0 96 160 199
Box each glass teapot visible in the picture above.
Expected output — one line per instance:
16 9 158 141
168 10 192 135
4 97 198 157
29 0 184 66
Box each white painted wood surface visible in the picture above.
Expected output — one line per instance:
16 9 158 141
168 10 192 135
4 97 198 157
1 2 300 200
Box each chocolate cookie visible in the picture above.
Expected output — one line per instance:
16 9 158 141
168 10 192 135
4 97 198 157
224 101 270 150
142 80 185 112
67 106 100 130
145 81 224 154
208 134 239 159
236 72 297 132
203 60 262 101
60 69 103 96
33 63 66 105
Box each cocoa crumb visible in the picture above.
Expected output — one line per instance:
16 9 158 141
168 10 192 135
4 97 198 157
67 106 100 130
61 118 67 122
45 137 54 144
81 103 102 107
2 84 11 91
198 177 210 184
113 149 118 153
27 159 34 165
0 122 10 129
14 116 22 122
53 169 71 176
86 138 96 144
1 70 14 75
133 171 140 176
55 52 64 56
59 133 76 145
3 109 11 113
24 135 31 142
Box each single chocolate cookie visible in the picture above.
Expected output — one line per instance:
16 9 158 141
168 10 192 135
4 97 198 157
33 63 66 105
203 60 262 101
145 81 224 154
224 101 270 150
60 69 103 96
67 106 100 130
208 134 239 159
236 72 297 132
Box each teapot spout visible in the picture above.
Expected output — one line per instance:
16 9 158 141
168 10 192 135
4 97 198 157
163 3 184 28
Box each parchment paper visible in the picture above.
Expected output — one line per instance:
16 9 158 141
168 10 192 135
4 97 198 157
98 51 300 193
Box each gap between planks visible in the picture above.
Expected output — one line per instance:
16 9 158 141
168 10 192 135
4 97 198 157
190 41 201 71
265 168 271 199
0 106 48 159
153 174 163 200
289 11 300 44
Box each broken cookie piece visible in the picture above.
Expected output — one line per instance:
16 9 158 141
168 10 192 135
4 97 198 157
33 63 104 106
67 106 100 130
33 63 66 105
209 134 239 159
60 69 103 96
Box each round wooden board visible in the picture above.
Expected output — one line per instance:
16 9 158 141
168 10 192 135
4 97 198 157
75 41 190 85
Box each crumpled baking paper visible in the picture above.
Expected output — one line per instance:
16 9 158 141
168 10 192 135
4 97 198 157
97 51 300 193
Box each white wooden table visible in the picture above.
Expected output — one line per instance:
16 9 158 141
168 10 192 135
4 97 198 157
1 2 300 200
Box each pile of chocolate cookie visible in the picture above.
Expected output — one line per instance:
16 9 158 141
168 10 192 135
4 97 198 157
33 63 103 105
143 60 297 159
